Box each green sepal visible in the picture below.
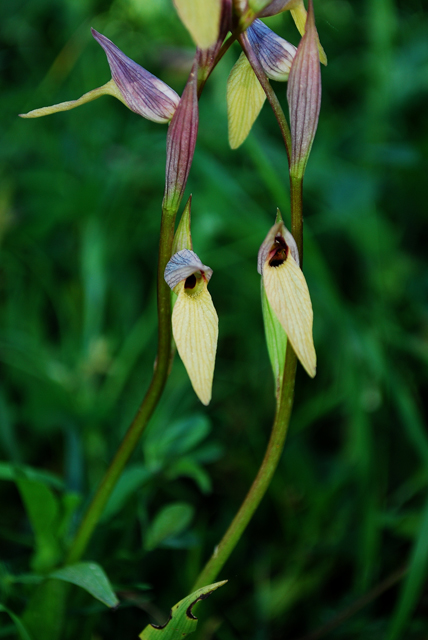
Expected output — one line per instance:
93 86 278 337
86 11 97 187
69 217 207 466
171 195 193 312
139 581 227 639
261 279 287 400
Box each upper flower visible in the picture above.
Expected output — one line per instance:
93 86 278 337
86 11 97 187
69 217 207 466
20 29 179 123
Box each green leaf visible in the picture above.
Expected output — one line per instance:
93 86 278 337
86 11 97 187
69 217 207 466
139 581 227 639
0 604 33 640
0 462 63 490
144 502 194 551
387 494 428 640
261 280 287 400
166 457 212 494
22 579 67 640
144 414 211 466
50 562 119 608
16 476 62 572
101 464 152 522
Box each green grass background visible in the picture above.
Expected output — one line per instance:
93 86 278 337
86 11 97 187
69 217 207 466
1 0 428 638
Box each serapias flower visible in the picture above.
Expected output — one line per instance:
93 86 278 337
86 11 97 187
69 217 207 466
165 249 218 405
227 20 296 148
20 29 179 123
258 215 316 377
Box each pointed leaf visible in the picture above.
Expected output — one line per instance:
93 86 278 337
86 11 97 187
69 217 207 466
263 253 316 377
173 0 222 50
50 562 119 608
227 52 266 149
139 581 227 639
16 477 62 572
172 279 218 405
144 502 194 551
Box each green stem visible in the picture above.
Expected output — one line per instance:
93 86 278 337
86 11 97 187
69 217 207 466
290 175 303 261
66 207 176 564
239 32 292 165
192 348 297 590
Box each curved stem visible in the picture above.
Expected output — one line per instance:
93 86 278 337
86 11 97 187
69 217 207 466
239 32 292 164
66 207 176 564
192 348 297 590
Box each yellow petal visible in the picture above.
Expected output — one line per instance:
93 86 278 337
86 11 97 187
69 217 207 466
290 0 327 66
172 280 218 405
19 79 124 118
227 52 266 149
173 0 222 50
263 254 316 377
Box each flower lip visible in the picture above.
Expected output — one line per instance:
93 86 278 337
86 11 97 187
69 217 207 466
164 249 213 290
257 222 299 275
91 28 180 123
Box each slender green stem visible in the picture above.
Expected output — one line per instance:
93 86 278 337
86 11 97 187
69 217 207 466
192 348 297 590
290 175 304 261
239 32 292 164
66 207 176 564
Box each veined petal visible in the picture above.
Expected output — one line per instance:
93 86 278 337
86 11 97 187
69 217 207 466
173 0 222 50
287 0 322 179
263 253 316 377
247 20 296 81
92 29 180 123
227 52 266 149
290 0 327 65
172 279 219 405
164 249 212 290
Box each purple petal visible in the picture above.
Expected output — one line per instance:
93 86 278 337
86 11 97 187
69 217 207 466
92 29 179 123
258 0 299 17
247 20 296 81
286 0 321 178
163 61 199 212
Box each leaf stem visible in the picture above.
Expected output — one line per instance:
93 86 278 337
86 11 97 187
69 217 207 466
66 207 176 564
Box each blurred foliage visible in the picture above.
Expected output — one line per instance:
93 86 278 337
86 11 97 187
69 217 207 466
1 0 428 638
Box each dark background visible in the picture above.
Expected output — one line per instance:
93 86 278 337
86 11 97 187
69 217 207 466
1 0 428 638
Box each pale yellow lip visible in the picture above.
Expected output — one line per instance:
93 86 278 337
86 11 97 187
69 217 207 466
172 278 219 405
263 252 316 378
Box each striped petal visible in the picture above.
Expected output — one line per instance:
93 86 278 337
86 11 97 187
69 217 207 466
172 279 219 405
164 249 212 290
227 52 266 149
247 20 297 82
263 253 316 377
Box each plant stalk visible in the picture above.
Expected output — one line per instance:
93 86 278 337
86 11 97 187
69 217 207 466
66 207 176 564
239 32 292 164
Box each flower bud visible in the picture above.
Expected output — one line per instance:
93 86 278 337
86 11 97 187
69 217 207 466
247 20 297 81
163 62 199 212
165 249 218 405
258 214 316 377
287 0 322 179
20 30 179 123
173 0 222 50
